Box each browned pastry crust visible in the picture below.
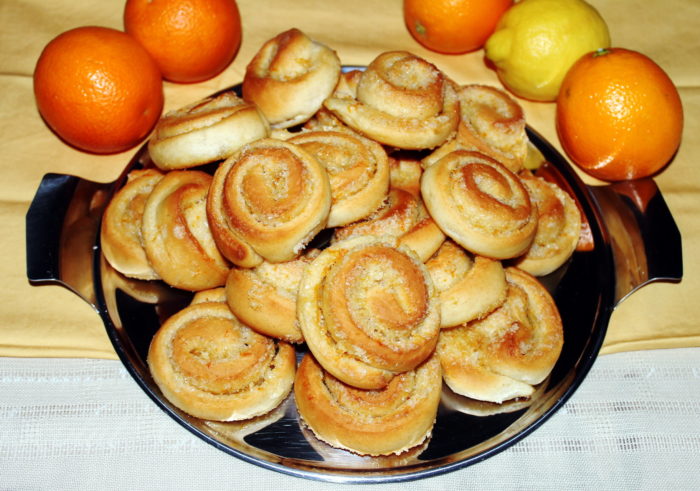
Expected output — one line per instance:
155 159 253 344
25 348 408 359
206 138 332 267
148 91 270 170
148 301 296 421
422 85 528 173
294 353 442 456
421 150 538 259
141 170 229 291
190 287 227 305
242 28 341 129
426 240 507 328
437 267 564 403
456 84 528 173
288 130 390 227
323 51 459 150
332 187 445 262
301 71 365 133
100 168 164 280
388 155 423 197
514 172 582 276
225 249 320 343
297 236 441 389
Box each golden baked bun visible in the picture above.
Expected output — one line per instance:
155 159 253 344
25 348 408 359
242 28 341 129
141 170 229 291
437 267 564 403
422 85 527 173
389 154 423 197
323 51 459 150
301 71 363 133
514 173 582 276
206 138 332 267
190 287 227 305
332 188 445 262
421 150 537 259
297 236 441 389
225 249 320 343
148 91 270 170
100 168 164 280
148 301 296 421
426 240 507 328
288 130 390 227
294 353 442 456
456 84 528 173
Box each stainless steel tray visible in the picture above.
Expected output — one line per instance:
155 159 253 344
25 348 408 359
26 82 682 483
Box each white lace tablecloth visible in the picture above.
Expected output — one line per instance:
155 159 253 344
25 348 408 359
2 349 698 490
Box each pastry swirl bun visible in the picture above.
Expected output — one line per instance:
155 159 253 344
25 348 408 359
148 301 296 421
141 170 229 291
148 92 270 170
437 267 564 403
323 51 459 150
100 168 164 280
225 249 320 343
514 173 582 276
426 240 507 328
294 353 441 456
206 138 332 267
297 236 441 389
332 188 445 262
456 84 528 174
389 155 423 197
421 150 537 259
190 287 227 305
288 130 390 227
243 28 341 129
421 85 527 173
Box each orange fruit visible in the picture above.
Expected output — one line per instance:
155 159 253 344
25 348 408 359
556 48 684 181
33 26 164 154
404 0 513 54
124 0 242 83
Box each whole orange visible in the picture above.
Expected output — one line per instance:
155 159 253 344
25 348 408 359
33 26 164 154
556 48 684 181
404 0 513 54
124 0 242 83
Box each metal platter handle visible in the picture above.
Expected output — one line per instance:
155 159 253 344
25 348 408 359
588 178 683 306
25 173 114 309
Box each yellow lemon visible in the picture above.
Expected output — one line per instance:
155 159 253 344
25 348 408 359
485 0 610 101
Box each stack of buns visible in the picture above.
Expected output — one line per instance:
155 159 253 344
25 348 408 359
99 28 581 457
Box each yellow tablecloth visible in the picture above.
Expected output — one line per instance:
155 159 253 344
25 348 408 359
1 0 698 359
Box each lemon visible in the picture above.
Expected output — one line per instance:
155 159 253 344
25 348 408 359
485 0 610 101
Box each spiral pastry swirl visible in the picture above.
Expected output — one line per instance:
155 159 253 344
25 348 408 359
421 150 537 259
206 138 332 267
294 353 442 456
456 84 528 173
426 240 507 328
288 130 390 227
323 51 459 150
141 170 229 291
225 249 320 343
100 168 164 280
422 85 527 173
148 301 296 421
514 173 582 276
242 28 341 129
437 267 564 403
298 236 441 389
148 91 270 170
332 188 445 262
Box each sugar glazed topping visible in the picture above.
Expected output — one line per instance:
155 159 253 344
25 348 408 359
297 236 440 390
